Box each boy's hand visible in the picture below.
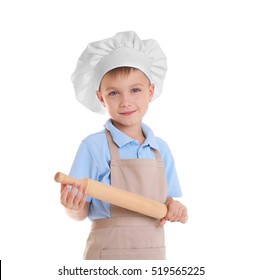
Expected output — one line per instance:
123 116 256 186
60 183 88 211
160 198 187 225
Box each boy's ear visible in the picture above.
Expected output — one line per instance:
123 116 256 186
149 84 155 101
96 91 106 107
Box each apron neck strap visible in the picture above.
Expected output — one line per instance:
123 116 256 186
105 129 162 161
106 129 120 160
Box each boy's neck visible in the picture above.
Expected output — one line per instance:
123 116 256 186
111 120 145 144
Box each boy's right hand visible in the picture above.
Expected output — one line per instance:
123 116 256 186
60 183 88 211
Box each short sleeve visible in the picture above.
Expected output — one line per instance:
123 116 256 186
69 140 100 202
157 138 182 197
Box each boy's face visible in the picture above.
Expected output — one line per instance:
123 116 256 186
97 69 154 130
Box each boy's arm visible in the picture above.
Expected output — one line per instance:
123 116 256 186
65 203 89 221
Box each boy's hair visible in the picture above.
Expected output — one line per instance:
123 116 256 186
105 66 137 78
100 67 151 90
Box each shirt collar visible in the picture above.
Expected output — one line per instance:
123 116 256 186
104 119 159 150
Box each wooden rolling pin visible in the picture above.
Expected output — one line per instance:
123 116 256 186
55 172 187 223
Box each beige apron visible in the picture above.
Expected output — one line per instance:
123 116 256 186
84 130 168 260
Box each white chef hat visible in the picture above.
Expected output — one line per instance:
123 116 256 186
71 31 167 113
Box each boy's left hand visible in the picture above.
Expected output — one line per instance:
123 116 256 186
160 198 187 225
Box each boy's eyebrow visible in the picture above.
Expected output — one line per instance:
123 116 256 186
104 83 146 91
131 83 146 87
104 86 120 92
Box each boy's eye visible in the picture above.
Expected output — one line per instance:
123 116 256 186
109 91 119 96
132 88 141 93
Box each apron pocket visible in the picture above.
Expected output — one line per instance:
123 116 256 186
100 247 165 260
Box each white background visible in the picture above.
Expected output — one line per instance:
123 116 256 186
0 0 260 279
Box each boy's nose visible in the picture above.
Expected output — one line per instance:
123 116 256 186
119 94 131 107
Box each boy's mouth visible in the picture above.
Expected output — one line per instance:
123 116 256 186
120 110 136 116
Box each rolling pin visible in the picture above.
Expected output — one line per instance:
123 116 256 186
55 172 187 223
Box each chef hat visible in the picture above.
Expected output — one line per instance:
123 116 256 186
71 31 167 113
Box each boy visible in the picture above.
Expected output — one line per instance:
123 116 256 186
60 31 187 260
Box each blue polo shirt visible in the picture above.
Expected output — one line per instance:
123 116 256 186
69 119 181 220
